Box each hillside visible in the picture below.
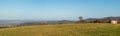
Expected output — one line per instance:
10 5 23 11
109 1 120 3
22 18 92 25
0 23 120 36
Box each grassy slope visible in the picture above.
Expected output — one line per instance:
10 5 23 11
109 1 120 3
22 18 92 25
0 23 120 36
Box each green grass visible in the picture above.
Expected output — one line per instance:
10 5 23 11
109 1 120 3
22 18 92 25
0 23 120 36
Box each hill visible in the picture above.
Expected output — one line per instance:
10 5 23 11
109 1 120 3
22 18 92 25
0 23 120 36
86 16 120 21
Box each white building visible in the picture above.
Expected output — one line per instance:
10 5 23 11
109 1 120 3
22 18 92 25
111 20 118 24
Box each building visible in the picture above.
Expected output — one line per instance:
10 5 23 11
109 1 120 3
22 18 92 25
111 20 118 24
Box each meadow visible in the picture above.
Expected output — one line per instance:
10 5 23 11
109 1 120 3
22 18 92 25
0 23 120 36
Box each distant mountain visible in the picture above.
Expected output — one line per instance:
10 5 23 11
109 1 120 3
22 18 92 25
86 16 120 21
86 18 98 21
102 17 120 20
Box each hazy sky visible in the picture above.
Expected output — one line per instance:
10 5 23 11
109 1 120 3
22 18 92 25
0 0 120 20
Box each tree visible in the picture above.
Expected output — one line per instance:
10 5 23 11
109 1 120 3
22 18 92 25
79 16 85 23
79 16 84 21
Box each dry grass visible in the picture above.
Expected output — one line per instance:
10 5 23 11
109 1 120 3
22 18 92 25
0 23 120 36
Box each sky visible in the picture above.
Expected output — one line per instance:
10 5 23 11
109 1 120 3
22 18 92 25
0 0 120 20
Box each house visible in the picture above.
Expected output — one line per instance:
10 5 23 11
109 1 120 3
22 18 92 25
111 20 118 24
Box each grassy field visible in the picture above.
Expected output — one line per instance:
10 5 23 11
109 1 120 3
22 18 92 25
0 23 120 36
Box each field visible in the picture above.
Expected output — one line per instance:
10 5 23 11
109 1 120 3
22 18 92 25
0 23 120 36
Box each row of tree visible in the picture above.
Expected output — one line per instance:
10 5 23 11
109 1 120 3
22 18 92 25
78 16 120 23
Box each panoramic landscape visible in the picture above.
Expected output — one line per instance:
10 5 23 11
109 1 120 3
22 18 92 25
0 0 120 36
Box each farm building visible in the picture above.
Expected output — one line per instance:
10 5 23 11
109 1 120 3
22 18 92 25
111 20 118 24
